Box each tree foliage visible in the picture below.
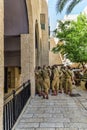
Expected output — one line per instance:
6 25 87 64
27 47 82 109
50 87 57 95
52 14 87 63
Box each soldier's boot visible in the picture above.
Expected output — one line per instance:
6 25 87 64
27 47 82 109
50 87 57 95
64 87 67 94
44 94 47 99
46 95 49 99
41 91 44 96
46 93 49 99
38 92 42 96
52 90 57 96
69 90 72 96
43 94 46 99
43 94 48 99
56 90 58 95
43 91 49 99
41 91 46 99
42 92 48 99
59 89 62 93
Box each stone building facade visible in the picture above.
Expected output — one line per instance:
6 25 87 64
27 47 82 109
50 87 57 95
4 0 49 96
22 0 49 96
49 37 63 66
0 0 49 129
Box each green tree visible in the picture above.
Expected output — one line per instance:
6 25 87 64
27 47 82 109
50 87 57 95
56 0 83 14
52 14 87 64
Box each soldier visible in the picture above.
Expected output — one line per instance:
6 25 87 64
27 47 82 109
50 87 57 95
65 66 73 95
35 66 43 96
47 66 52 91
59 66 66 93
83 66 87 89
41 65 50 99
57 66 62 93
51 65 60 95
47 66 52 78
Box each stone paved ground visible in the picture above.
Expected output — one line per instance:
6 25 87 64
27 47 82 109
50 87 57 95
14 87 87 130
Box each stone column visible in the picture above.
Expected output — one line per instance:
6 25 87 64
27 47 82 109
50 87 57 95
21 34 30 84
41 0 49 66
0 0 4 129
21 34 35 98
28 34 35 98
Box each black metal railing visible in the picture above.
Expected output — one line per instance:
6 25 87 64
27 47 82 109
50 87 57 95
3 80 31 130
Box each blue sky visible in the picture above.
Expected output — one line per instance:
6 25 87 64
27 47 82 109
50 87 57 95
48 0 87 32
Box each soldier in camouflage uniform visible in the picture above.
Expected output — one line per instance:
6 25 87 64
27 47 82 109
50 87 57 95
51 66 60 95
59 66 66 93
83 67 87 89
42 65 50 99
64 66 73 95
35 66 43 96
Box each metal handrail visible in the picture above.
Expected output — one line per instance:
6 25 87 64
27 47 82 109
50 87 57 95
4 81 29 100
3 80 31 130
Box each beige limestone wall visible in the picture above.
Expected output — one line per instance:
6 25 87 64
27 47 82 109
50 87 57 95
20 0 49 97
21 33 35 97
21 34 30 83
26 0 35 97
30 0 41 67
49 38 63 66
0 0 4 129
49 52 62 66
21 0 36 96
25 0 36 97
15 67 21 88
8 68 15 88
7 67 20 89
41 0 49 66
10 68 15 88
29 0 49 66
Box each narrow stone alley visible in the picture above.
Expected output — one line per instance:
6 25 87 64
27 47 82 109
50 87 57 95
13 87 87 130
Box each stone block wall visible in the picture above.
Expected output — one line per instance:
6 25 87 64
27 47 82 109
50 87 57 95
20 0 49 97
21 34 30 83
41 0 49 66
49 37 63 66
21 34 35 97
49 52 62 66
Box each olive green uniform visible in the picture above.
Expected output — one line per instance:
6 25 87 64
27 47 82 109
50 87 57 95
35 69 43 96
65 69 72 94
42 68 50 98
52 67 59 95
59 68 66 93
